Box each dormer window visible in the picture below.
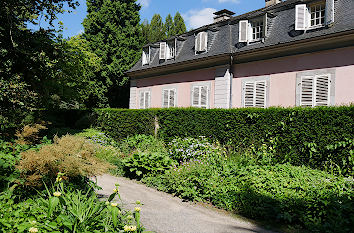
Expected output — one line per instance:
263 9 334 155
295 0 334 31
239 15 267 43
195 32 208 53
159 40 176 60
142 47 150 66
251 19 264 41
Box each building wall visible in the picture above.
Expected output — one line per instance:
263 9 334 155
133 67 216 109
232 46 354 107
131 46 354 109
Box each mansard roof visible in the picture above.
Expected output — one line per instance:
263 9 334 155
128 0 354 75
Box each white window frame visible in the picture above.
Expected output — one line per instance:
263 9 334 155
162 88 177 108
195 32 208 54
139 90 151 109
296 69 335 107
166 39 176 60
242 76 270 108
142 47 150 66
239 15 267 43
250 18 265 42
295 0 334 31
191 83 210 109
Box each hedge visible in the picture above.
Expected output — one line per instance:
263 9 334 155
94 106 354 176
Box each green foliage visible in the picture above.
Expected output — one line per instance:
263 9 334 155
168 137 224 163
83 0 142 108
94 107 354 176
124 152 176 179
149 14 166 42
174 12 187 35
120 134 167 155
164 14 175 38
144 161 354 232
0 177 145 232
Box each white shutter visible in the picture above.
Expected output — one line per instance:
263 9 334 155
300 76 314 107
195 33 201 52
159 42 167 60
295 4 307 31
140 92 145 109
200 32 208 52
325 0 335 25
315 75 330 106
239 20 249 42
144 92 150 108
244 82 255 107
192 86 200 106
142 51 147 65
163 90 169 108
263 13 268 38
255 81 266 108
169 89 176 107
200 86 208 108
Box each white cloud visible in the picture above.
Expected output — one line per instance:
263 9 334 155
218 0 240 3
183 8 217 29
138 0 151 8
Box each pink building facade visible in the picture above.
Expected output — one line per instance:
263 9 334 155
128 0 354 109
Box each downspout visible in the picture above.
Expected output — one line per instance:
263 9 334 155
228 22 234 109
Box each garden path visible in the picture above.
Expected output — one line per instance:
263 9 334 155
96 174 276 233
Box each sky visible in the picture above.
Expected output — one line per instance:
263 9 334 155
35 0 267 38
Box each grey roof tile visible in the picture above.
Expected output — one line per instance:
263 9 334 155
129 0 354 73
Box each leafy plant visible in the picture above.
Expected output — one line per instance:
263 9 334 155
120 134 167 155
124 152 175 179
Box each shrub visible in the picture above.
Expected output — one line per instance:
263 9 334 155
15 123 48 145
16 135 112 187
94 107 354 176
144 162 354 232
120 134 167 155
124 152 176 179
168 136 225 163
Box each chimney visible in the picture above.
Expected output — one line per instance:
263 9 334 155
213 9 235 23
265 0 282 7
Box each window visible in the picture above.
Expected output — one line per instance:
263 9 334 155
243 80 268 108
162 88 176 108
195 32 208 53
310 3 326 28
299 74 331 107
167 40 176 59
251 19 264 41
192 85 208 108
295 0 334 31
139 90 151 109
239 15 267 43
142 47 150 65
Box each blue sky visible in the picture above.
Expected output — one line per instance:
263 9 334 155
37 0 266 38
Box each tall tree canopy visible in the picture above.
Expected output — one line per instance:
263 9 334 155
83 0 142 108
0 0 80 136
165 14 175 39
174 12 187 35
141 12 187 45
149 14 165 42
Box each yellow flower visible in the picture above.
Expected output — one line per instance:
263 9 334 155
30 220 37 225
53 192 61 197
105 201 110 205
56 177 63 182
113 188 119 193
124 225 137 232
29 227 38 233
124 225 130 232
129 225 137 231
134 207 141 212
127 215 133 220
111 202 118 207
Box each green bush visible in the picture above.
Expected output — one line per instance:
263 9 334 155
144 162 354 232
124 152 176 179
119 134 167 155
94 107 354 176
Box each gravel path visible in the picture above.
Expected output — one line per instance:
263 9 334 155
96 174 276 233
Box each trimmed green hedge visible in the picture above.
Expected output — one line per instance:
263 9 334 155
94 107 354 176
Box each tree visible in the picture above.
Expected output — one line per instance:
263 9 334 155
165 14 175 39
174 12 187 35
0 0 79 137
150 14 165 42
83 0 142 108
141 19 151 45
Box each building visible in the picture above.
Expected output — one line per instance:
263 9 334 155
127 0 354 109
